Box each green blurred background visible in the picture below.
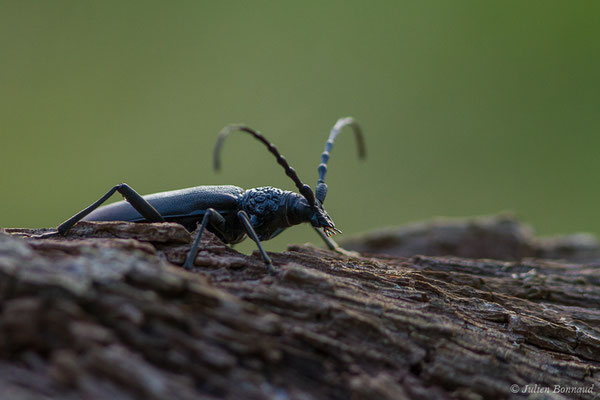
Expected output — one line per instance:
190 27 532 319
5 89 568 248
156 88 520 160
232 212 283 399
2 1 599 252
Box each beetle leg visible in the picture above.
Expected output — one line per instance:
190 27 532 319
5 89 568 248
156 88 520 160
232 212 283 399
313 227 360 258
183 208 226 270
237 210 276 275
56 183 165 235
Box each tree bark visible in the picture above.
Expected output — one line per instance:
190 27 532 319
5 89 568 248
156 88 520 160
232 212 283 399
1 219 599 400
343 214 600 264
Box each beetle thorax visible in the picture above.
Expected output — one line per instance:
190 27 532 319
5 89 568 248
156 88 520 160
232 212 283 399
241 187 289 218
240 187 294 239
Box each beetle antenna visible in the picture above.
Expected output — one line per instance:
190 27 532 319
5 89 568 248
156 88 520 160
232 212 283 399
214 124 316 206
316 117 365 203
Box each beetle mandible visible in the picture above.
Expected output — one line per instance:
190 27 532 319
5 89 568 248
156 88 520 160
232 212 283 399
45 117 365 274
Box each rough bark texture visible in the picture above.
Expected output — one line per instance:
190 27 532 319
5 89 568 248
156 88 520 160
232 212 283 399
1 218 599 400
343 214 600 264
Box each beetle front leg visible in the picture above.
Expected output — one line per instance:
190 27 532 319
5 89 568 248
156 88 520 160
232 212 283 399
184 208 226 270
313 227 360 258
237 211 276 275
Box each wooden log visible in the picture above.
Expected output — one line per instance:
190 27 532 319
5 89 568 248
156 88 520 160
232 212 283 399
0 220 598 399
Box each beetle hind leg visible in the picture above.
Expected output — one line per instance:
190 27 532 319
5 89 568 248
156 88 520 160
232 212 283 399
54 183 165 235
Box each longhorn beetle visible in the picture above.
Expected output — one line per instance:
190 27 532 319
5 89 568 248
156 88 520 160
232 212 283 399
43 117 365 274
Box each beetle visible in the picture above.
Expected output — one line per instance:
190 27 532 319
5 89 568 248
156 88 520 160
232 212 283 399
43 117 365 274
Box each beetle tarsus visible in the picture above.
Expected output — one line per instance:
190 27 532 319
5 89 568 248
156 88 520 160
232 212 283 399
314 227 359 257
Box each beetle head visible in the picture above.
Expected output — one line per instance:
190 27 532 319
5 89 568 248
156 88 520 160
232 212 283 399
310 203 341 237
288 193 341 236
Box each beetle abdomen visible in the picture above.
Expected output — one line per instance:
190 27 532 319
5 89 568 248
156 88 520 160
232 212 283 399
83 185 244 222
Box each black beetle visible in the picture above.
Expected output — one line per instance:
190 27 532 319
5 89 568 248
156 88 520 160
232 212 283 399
44 117 365 274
